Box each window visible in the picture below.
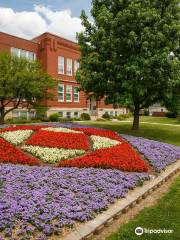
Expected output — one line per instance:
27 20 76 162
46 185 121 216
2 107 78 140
58 84 64 102
74 87 80 102
66 58 72 76
66 112 71 118
115 111 118 117
74 60 80 73
11 48 19 57
74 112 79 118
59 112 63 117
66 85 72 102
58 56 64 74
11 47 36 60
12 110 20 118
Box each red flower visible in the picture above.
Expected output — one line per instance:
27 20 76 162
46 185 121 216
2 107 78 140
0 125 45 133
72 128 122 141
0 138 40 165
26 130 89 150
58 142 148 172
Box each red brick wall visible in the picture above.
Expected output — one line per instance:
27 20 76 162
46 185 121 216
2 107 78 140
0 32 39 56
33 33 88 109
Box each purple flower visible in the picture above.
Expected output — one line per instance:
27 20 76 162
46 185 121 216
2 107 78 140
0 164 149 238
121 134 180 172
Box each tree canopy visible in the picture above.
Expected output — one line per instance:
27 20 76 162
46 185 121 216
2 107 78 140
76 0 180 129
0 52 55 123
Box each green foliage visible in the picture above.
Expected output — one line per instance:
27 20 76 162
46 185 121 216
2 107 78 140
166 111 177 118
102 112 111 119
76 0 180 130
49 113 59 122
0 52 55 123
80 113 91 120
164 87 180 118
144 109 150 116
5 118 42 124
116 113 132 120
59 118 73 123
34 105 48 121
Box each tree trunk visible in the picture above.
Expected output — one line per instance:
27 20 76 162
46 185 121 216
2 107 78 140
0 108 5 125
132 105 140 130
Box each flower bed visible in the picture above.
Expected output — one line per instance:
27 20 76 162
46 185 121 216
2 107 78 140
0 164 149 239
25 130 90 150
121 134 180 172
0 138 40 165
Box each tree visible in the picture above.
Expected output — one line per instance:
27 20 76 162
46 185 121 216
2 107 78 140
0 52 55 124
76 0 180 130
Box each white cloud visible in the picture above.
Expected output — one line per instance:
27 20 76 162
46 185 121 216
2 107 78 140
0 5 84 41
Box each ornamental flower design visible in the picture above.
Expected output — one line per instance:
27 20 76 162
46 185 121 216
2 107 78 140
0 125 149 172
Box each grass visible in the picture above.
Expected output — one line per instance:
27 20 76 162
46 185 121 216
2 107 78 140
106 176 180 240
80 121 180 146
133 116 180 124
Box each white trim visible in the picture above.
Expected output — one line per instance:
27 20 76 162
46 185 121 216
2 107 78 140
66 85 72 102
58 56 65 74
66 58 73 76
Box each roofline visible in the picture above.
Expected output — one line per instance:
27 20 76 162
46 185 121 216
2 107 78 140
0 31 38 45
32 32 78 45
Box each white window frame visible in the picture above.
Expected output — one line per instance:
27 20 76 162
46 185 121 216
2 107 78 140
58 56 64 74
58 84 64 102
11 47 36 60
66 85 72 102
74 87 80 103
66 58 72 76
74 60 80 74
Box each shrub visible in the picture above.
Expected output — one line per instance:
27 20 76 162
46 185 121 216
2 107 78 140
102 112 111 119
59 118 73 122
166 112 177 118
144 109 149 116
80 113 91 120
116 113 132 121
49 113 59 122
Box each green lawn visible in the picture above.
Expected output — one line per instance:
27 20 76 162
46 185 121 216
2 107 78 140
106 176 180 240
133 116 180 125
80 121 180 146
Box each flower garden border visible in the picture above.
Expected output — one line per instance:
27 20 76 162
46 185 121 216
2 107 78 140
63 160 180 240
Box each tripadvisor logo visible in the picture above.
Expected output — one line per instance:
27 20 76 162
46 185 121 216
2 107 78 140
135 227 143 235
135 226 174 235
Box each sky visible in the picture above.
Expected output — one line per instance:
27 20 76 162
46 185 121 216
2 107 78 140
0 0 92 41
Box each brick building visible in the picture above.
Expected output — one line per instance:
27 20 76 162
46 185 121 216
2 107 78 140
0 31 128 119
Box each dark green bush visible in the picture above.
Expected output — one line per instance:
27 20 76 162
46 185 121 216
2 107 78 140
49 113 59 122
144 109 150 116
80 113 91 120
102 112 111 119
166 112 177 118
116 113 132 120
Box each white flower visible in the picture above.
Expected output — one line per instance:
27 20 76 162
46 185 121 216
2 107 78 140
22 145 85 163
0 130 33 145
42 127 83 134
90 135 120 150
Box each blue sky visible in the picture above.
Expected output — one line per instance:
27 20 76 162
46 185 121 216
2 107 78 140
0 0 91 17
0 0 92 40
